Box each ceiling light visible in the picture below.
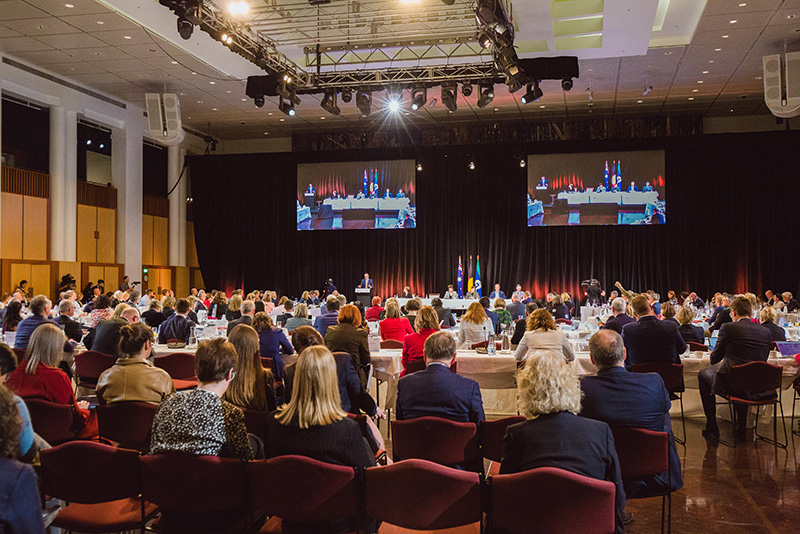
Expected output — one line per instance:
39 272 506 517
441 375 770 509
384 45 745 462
86 140 92 145
637 100 643 103
461 82 473 97
356 89 372 116
341 89 352 103
738 2 746 5
209 81 215 85
441 82 457 112
241 98 247 101
664 51 672 55
477 81 495 108
697 80 704 83
279 118 284 122
320 116 325 120
65 4 74 7
99 143 104 148
388 98 401 113
221 34 233 45
96 21 104 25
692 89 698 92
177 17 193 40
722 35 729 38
478 30 493 49
410 86 427 110
702 70 708 74
416 162 422 171
688 97 694 101
539 105 545 109
715 48 722 51
227 1 249 16
643 84 653 96
561 78 573 91
124 35 132 40
321 90 341 115
729 20 737 24
279 97 295 117
468 160 475 170
171 61 178 64
519 159 525 168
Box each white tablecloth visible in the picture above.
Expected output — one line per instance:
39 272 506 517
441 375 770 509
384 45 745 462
527 200 543 218
396 298 511 311
556 190 659 206
322 197 410 212
296 206 310 223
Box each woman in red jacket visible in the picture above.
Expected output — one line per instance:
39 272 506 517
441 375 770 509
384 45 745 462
400 306 442 377
379 300 414 342
6 324 97 439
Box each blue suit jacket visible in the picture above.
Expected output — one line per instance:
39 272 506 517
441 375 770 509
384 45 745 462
603 313 635 335
396 363 485 423
157 314 193 344
622 316 686 368
314 312 340 337
483 307 500 335
0 458 44 533
14 315 58 350
359 279 374 289
580 367 683 497
489 291 507 299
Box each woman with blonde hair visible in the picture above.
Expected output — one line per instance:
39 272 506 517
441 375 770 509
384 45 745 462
285 303 312 332
500 351 625 533
223 324 276 412
226 294 243 321
379 299 414 341
111 302 130 320
514 308 574 362
400 306 441 376
161 296 176 319
265 345 375 532
676 306 704 344
457 301 494 348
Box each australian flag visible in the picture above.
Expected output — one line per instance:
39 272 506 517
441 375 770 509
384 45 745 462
457 256 464 298
363 169 368 196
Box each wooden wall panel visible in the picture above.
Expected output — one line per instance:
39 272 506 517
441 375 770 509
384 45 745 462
22 196 48 261
77 205 97 262
9 263 30 296
1 193 23 259
186 221 199 268
87 265 104 289
96 208 116 264
30 264 51 299
174 266 189 298
191 269 205 291
103 266 120 291
152 216 168 266
142 215 154 265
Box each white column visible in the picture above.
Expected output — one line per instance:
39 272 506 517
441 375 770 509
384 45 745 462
111 109 143 281
49 106 66 261
167 144 186 267
178 147 187 266
0 84 3 255
63 110 78 261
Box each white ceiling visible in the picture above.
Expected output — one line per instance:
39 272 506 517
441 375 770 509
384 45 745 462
0 0 798 139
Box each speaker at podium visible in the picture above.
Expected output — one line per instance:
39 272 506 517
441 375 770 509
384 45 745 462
355 287 373 308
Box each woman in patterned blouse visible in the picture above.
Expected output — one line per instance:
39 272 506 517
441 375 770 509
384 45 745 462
150 338 253 460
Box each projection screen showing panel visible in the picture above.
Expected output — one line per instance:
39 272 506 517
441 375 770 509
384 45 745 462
527 150 665 227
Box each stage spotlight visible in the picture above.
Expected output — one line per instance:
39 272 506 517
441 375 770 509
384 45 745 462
388 98 401 113
468 160 475 170
520 81 543 104
227 1 249 16
254 95 265 108
416 162 423 171
519 159 525 168
86 139 92 145
643 84 653 96
461 82 473 97
221 33 233 45
356 89 372 116
441 82 457 112
320 90 340 115
341 89 352 103
493 22 513 48
177 16 193 40
279 97 295 117
478 30 493 49
561 78 573 91
410 86 427 110
477 82 494 108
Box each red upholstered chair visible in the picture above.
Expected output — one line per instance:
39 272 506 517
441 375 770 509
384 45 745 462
154 352 197 390
365 459 482 533
240 407 269 443
611 427 672 534
631 362 686 445
791 378 800 437
260 357 273 371
40 441 158 533
347 413 386 464
479 416 526 475
719 361 786 448
73 350 115 392
487 466 616 534
555 318 572 325
380 339 404 349
141 453 248 534
23 398 75 445
405 358 426 375
470 340 489 350
687 341 708 352
96 401 159 452
12 347 26 360
248 455 358 534
391 416 481 472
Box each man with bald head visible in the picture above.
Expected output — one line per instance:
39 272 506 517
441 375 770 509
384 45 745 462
88 306 141 360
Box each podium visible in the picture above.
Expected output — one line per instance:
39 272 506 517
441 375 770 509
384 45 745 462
304 192 315 208
355 287 373 308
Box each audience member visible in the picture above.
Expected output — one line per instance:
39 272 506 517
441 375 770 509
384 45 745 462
622 295 685 367
209 292 228 319
499 351 625 534
760 306 786 342
14 296 57 351
222 324 276 413
1 301 22 334
479 296 500 334
396 331 484 423
325 304 371 387
285 303 313 332
158 299 194 344
707 295 725 325
96 322 174 404
493 299 513 326
403 298 423 330
660 301 678 326
400 306 441 377
511 302 538 345
226 295 243 321
55 299 83 343
431 297 455 328
783 292 800 313
313 297 341 337
551 294 570 320
378 300 414 341
275 299 295 325
707 294 732 334
0 346 37 463
676 306 704 344
161 296 176 319
506 294 526 321
514 308 575 362
365 297 384 322
457 302 494 348
88 307 140 359
699 296 771 441
252 312 293 381
88 294 113 328
142 300 167 329
226 300 255 336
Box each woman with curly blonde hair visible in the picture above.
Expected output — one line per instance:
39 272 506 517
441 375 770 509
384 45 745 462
514 308 574 362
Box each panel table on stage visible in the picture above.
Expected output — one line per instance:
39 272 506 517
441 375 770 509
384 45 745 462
556 190 659 206
296 206 310 223
395 298 511 311
527 199 543 218
322 197 410 212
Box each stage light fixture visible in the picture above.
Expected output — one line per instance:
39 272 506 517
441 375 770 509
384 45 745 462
356 89 372 116
562 78 573 91
441 82 457 112
416 162 423 171
477 82 494 108
386 86 403 113
461 82 473 97
520 81 542 104
279 97 295 117
643 84 653 96
227 1 249 16
519 159 525 168
320 90 341 115
468 160 475 170
221 33 233 45
177 16 193 40
341 89 353 103
254 96 265 108
478 30 493 49
410 86 427 110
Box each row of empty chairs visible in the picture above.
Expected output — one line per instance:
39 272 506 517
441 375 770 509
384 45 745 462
39 442 617 534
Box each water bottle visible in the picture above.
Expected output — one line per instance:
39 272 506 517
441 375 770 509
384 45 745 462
488 334 495 355
188 326 197 348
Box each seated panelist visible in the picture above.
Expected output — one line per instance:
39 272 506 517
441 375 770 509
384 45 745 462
397 189 405 198
355 191 365 199
383 188 393 199
643 181 653 192
627 181 638 192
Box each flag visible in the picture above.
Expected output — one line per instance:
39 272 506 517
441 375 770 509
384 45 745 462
617 160 621 183
475 255 482 297
604 161 609 189
467 255 474 293
457 256 464 298
363 169 368 196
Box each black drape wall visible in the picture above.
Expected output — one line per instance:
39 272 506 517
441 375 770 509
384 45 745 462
188 130 800 301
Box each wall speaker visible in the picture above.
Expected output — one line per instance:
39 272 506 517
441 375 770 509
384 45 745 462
763 52 800 119
145 93 185 145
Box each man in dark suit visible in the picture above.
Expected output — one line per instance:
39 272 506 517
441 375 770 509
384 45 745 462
358 273 374 290
55 299 84 343
602 297 635 334
313 297 341 337
274 300 295 326
479 297 500 335
581 330 683 500
699 296 771 441
782 291 800 313
158 298 194 344
511 302 538 346
88 307 140 359
14 296 58 350
707 295 732 335
506 294 526 321
430 297 455 328
227 300 255 336
622 295 686 368
396 331 484 423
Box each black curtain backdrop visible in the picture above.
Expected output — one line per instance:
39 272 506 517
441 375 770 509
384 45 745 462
188 130 800 302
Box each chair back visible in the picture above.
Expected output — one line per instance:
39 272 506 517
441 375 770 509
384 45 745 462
12 347 25 360
470 340 489 350
140 453 245 513
260 357 273 371
40 441 141 503
406 358 426 375
346 413 370 440
154 352 197 380
687 341 708 352
488 466 615 534
392 416 479 468
365 459 481 530
240 407 269 442
248 455 357 522
96 401 159 452
630 362 685 393
74 351 115 387
729 361 782 394
23 398 75 445
380 339 403 349
479 416 526 463
555 318 572 325
610 426 669 478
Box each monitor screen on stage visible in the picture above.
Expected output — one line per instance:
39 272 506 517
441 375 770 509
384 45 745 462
297 159 416 231
526 150 665 227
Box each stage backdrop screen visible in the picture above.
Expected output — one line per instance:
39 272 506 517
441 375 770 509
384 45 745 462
527 150 665 227
297 159 416 230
